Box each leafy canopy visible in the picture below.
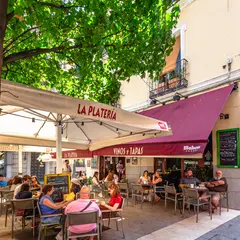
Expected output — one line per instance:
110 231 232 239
1 0 179 104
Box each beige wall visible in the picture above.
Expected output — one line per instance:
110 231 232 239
178 0 240 86
120 0 240 110
125 157 154 183
212 89 240 209
119 75 150 110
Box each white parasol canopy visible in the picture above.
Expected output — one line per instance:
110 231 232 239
0 80 172 172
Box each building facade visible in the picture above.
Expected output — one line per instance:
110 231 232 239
118 0 240 209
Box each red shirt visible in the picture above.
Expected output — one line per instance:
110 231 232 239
108 193 122 208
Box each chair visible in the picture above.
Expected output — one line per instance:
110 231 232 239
11 199 36 237
118 183 129 206
164 185 182 215
182 188 212 223
131 184 149 209
66 210 100 240
219 184 229 215
153 184 165 202
4 192 14 227
37 202 63 240
102 198 125 239
103 182 112 197
0 189 14 216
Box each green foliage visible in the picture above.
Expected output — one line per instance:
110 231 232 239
1 0 180 104
193 166 213 182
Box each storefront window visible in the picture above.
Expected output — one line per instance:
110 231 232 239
184 159 198 170
166 158 180 170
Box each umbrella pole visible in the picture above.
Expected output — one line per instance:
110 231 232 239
56 114 62 173
18 145 23 176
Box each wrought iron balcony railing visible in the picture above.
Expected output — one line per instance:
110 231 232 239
150 58 188 99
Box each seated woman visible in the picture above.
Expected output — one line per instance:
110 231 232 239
39 185 70 224
104 171 118 185
70 178 81 195
92 171 103 198
100 183 122 211
15 183 32 199
138 170 150 185
31 176 41 190
10 176 22 191
152 171 163 202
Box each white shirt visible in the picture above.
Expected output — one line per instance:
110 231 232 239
14 184 22 199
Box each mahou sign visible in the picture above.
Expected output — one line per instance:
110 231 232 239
77 104 116 120
113 147 144 155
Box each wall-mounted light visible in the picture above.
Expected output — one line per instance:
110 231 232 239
173 92 188 101
32 118 35 123
150 98 165 106
232 82 238 91
220 113 229 120
81 122 84 126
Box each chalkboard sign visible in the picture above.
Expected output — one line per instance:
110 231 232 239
44 174 70 202
217 128 239 168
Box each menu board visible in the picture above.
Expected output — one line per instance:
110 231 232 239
217 129 239 167
44 174 70 202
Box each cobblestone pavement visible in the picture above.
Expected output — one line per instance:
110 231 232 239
196 216 240 240
0 199 183 240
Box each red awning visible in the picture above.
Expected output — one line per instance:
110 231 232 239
94 85 234 157
51 149 93 159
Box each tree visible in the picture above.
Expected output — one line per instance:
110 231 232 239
0 0 179 104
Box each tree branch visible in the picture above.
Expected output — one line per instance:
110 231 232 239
6 11 14 23
3 44 82 65
3 27 38 53
37 1 81 9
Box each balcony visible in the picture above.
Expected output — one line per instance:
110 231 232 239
150 58 188 99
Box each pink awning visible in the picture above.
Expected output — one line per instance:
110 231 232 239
93 85 234 157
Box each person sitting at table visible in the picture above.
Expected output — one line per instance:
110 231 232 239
92 171 103 198
56 186 101 240
10 176 22 191
14 175 31 199
205 170 227 213
39 184 70 224
31 175 41 190
104 171 118 185
152 171 163 202
138 170 150 185
0 174 7 187
15 183 32 199
100 183 122 211
180 169 201 186
70 178 81 195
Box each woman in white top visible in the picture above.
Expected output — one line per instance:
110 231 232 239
92 171 103 197
138 170 150 184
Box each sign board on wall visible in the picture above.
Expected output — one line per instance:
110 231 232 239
217 128 239 168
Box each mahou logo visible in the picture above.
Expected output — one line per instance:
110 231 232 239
183 145 201 152
158 121 167 130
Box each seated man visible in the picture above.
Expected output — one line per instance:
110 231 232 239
0 174 7 187
63 186 101 240
180 169 201 185
205 170 227 213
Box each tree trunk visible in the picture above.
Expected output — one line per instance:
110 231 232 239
0 0 9 95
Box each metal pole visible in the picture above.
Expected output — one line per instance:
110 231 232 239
56 114 62 173
18 145 22 176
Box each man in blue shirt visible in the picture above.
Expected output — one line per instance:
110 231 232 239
0 174 7 187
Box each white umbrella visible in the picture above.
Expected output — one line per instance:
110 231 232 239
0 80 172 173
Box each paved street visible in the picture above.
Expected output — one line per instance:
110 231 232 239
0 199 183 240
197 216 240 240
0 199 239 240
